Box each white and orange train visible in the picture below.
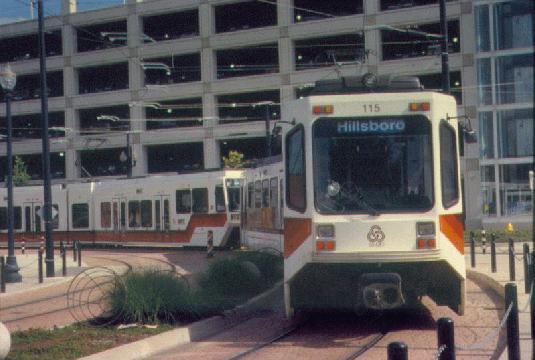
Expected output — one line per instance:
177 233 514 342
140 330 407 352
241 74 469 316
0 170 244 247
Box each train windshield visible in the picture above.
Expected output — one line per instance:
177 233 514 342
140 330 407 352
313 115 433 214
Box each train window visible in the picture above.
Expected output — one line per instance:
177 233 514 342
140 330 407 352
215 185 226 212
72 203 89 228
155 200 161 230
128 201 141 228
254 181 262 208
14 207 22 230
35 206 41 232
52 204 59 229
0 208 6 230
121 202 126 228
176 189 192 213
192 188 208 213
227 186 240 212
247 183 254 208
101 202 111 228
262 180 270 208
286 124 306 212
270 177 278 207
0 207 23 230
141 200 152 227
440 122 459 208
164 199 170 230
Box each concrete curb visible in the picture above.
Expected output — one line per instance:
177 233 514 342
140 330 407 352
79 281 283 360
467 269 506 298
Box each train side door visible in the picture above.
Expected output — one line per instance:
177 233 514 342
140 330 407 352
112 197 126 233
154 195 170 232
23 201 43 234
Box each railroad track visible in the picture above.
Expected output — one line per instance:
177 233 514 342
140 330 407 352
221 311 390 360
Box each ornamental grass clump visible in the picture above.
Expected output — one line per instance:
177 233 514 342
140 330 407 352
108 269 197 324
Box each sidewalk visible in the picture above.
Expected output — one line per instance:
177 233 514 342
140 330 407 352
466 243 533 360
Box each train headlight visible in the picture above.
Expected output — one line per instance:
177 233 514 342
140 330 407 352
416 222 435 238
316 224 335 239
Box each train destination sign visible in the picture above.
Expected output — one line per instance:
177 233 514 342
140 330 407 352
336 119 406 134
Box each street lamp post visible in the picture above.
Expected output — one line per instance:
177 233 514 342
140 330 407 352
254 101 274 158
0 63 22 283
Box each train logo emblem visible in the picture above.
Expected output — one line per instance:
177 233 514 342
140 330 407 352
367 225 385 246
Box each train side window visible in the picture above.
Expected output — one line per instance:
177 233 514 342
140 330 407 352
101 202 111 228
0 207 6 230
247 183 254 208
121 202 126 228
25 207 31 232
14 207 22 230
192 188 208 213
262 179 270 208
35 206 41 232
128 201 141 228
215 185 226 212
3 207 23 230
176 189 192 213
141 200 152 227
286 124 306 212
72 203 89 228
254 181 262 208
270 177 278 207
52 204 59 229
440 122 459 208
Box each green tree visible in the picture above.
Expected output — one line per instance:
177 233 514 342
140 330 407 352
222 150 244 169
13 156 30 186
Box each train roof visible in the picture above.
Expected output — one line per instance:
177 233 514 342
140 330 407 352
309 74 424 96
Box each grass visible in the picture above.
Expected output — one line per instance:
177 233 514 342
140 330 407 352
465 229 533 243
108 268 199 324
6 323 173 360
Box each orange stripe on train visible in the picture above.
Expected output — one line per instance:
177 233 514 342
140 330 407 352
439 214 464 254
284 218 311 258
0 214 227 244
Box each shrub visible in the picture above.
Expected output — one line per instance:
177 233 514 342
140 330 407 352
108 269 197 324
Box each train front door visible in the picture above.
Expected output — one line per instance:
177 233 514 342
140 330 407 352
23 202 43 240
154 195 170 231
112 198 126 233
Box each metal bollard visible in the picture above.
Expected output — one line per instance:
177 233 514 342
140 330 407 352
481 229 487 254
387 342 408 360
437 317 456 360
77 241 82 267
0 256 5 293
505 283 520 360
470 231 475 268
38 249 43 284
21 240 25 255
61 241 67 276
490 233 497 273
73 241 77 262
509 238 516 281
523 244 530 294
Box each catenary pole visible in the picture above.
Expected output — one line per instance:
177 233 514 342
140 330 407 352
38 0 55 277
439 0 450 94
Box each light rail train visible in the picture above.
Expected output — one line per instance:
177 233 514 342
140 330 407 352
241 74 469 316
0 170 244 247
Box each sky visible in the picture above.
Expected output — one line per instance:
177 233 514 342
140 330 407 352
1 0 125 25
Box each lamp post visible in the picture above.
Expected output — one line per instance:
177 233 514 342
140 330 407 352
0 63 22 283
